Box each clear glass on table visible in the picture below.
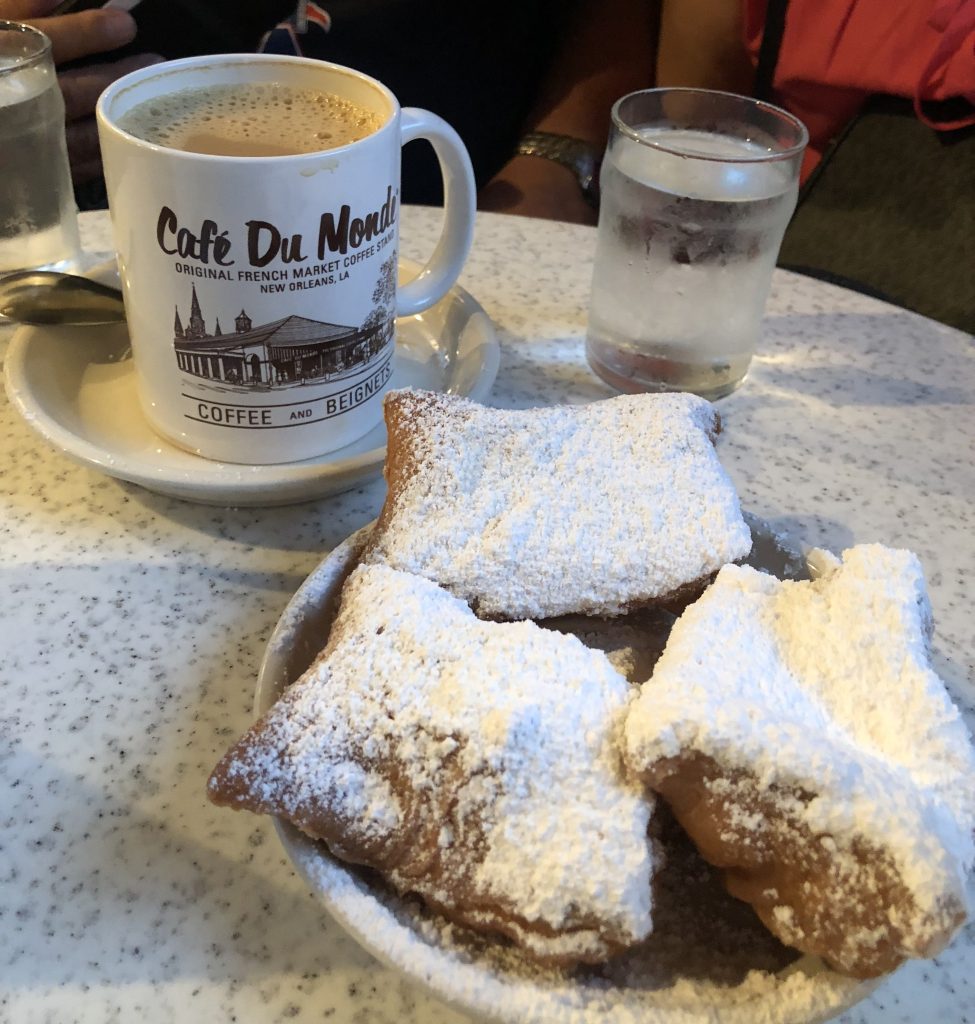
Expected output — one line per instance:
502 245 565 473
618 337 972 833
586 88 807 400
0 21 80 276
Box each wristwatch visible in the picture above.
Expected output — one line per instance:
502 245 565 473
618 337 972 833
515 131 603 209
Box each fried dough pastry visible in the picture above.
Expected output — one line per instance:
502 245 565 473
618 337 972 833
624 545 975 978
209 563 657 965
364 389 751 620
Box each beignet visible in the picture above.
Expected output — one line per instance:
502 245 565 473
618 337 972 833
364 388 751 620
623 544 975 978
209 563 658 964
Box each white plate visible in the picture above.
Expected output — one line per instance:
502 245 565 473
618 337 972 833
3 259 499 506
254 520 879 1024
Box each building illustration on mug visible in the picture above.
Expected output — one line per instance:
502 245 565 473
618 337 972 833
172 257 396 390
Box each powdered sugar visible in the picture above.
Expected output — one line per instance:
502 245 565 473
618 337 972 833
237 523 885 1024
280 805 874 1024
212 562 656 962
624 544 975 961
366 389 752 618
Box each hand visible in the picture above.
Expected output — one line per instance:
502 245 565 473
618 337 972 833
0 1 162 184
478 155 598 226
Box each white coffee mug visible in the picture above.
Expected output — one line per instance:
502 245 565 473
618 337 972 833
96 55 475 464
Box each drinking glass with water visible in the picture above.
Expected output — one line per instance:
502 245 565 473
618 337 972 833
0 21 80 276
586 89 807 400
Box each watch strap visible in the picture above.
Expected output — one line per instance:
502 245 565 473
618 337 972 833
515 131 602 208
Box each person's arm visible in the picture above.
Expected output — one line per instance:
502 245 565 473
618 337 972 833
655 0 753 92
478 0 657 225
0 0 162 184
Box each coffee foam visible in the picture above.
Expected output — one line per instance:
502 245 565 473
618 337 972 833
118 82 383 156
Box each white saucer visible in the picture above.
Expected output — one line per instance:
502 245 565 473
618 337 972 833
3 260 499 506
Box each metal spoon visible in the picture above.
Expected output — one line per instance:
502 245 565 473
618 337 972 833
0 270 126 326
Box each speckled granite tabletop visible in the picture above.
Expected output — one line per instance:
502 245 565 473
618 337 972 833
1 207 973 1024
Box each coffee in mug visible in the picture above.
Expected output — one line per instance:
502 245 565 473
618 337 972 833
117 83 382 157
96 55 475 465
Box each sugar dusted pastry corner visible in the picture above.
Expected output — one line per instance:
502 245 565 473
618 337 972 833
624 543 975 978
208 563 658 965
365 388 752 619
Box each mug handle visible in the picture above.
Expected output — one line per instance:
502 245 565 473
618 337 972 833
395 108 476 317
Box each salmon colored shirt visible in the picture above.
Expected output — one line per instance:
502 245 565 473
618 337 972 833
743 0 975 179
